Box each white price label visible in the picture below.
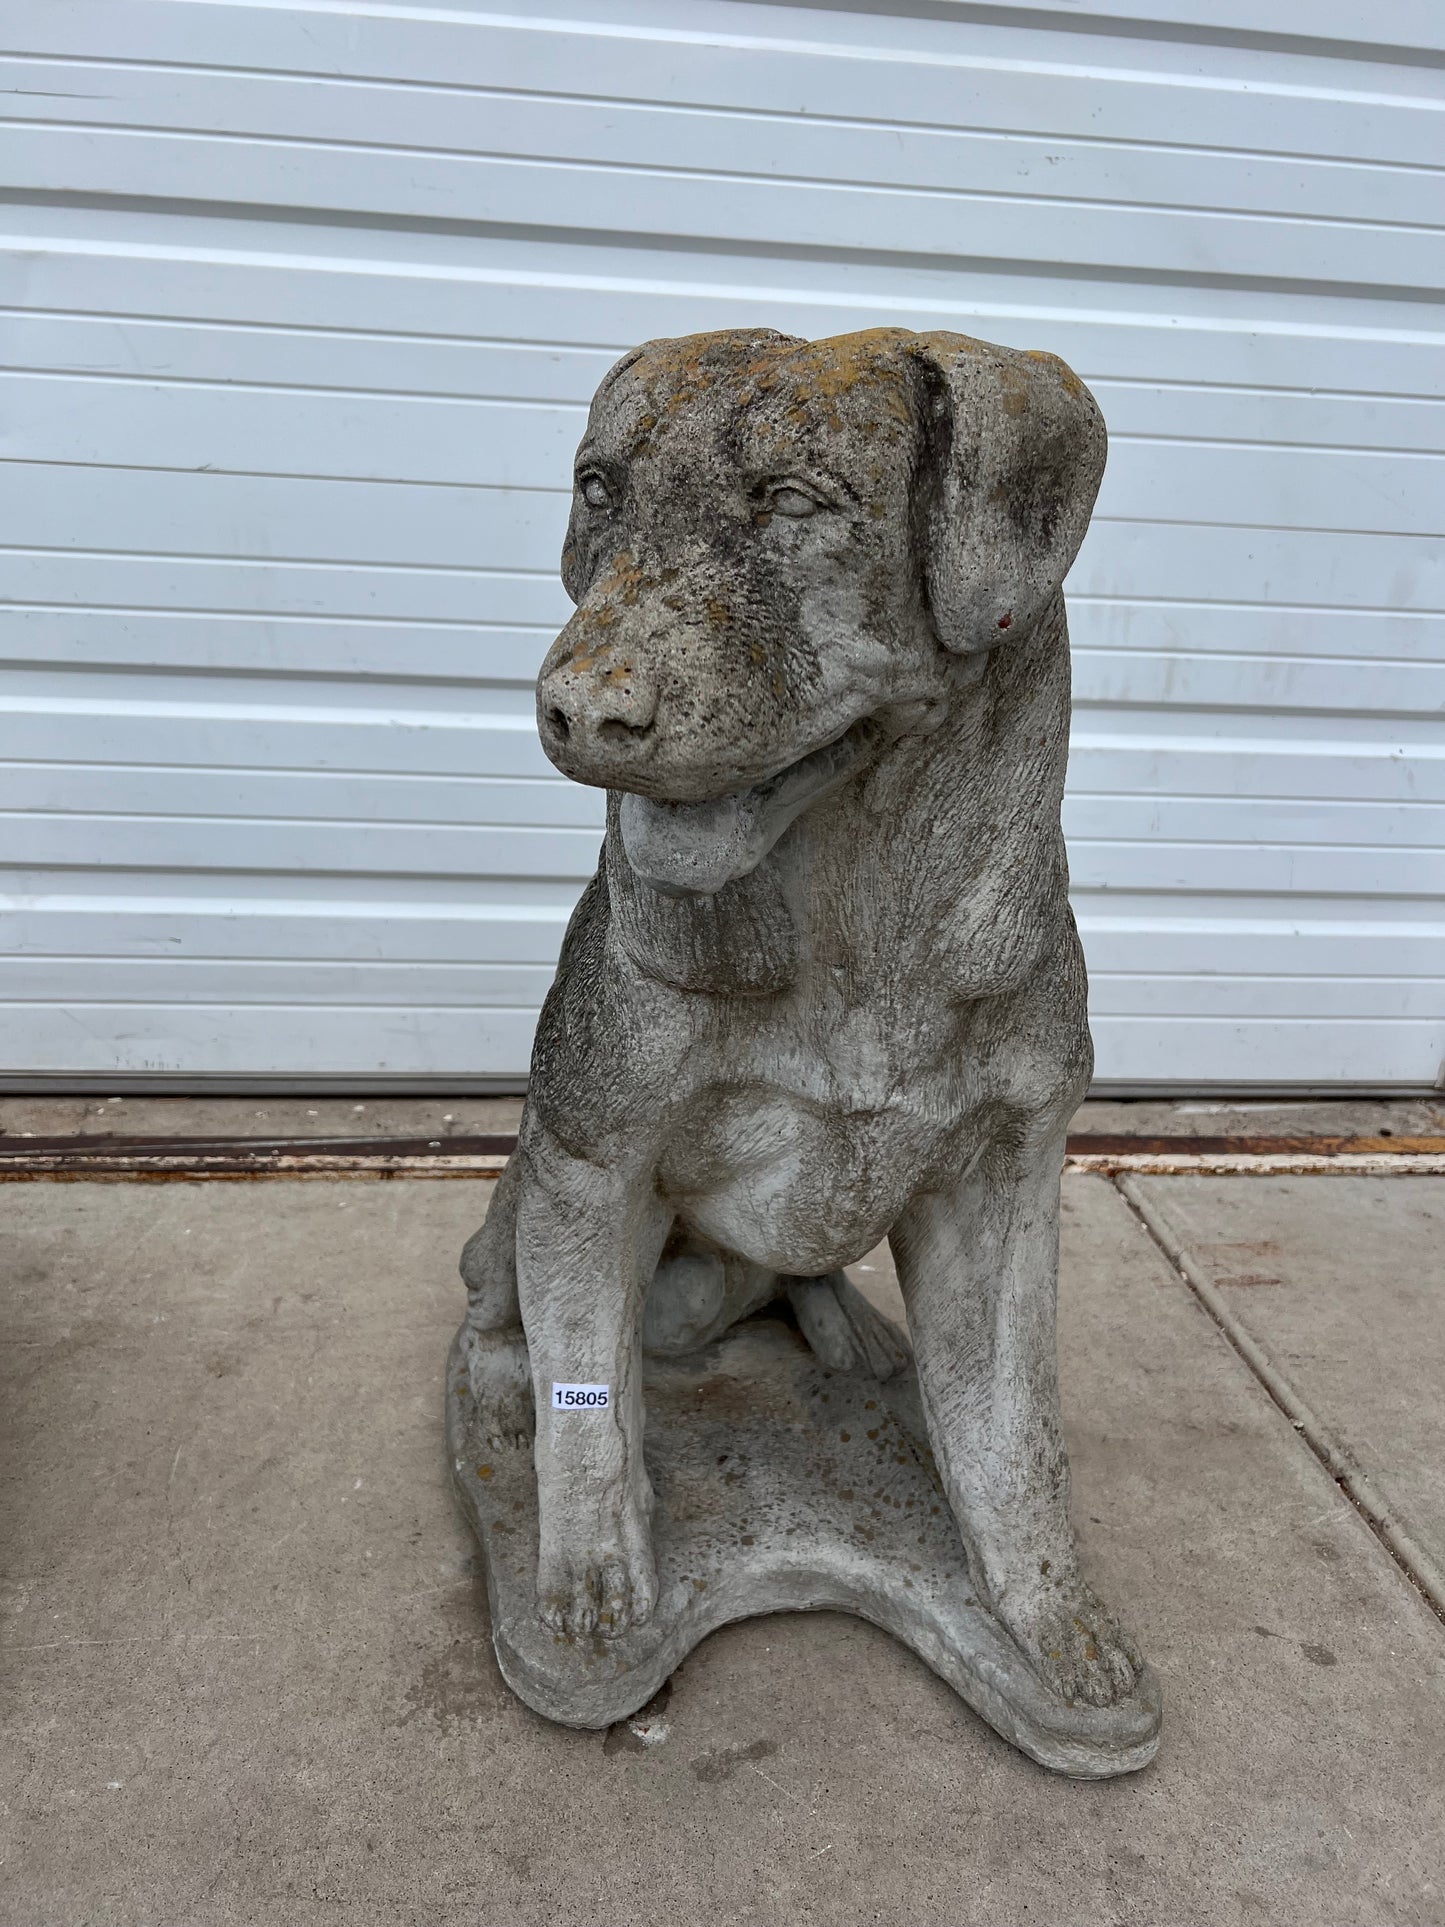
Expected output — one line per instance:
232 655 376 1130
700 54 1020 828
551 1382 611 1411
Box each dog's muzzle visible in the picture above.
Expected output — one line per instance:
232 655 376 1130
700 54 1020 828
618 720 880 897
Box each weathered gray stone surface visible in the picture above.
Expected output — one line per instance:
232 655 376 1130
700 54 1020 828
458 327 1158 1762
448 1315 1160 1775
4 1176 1443 1926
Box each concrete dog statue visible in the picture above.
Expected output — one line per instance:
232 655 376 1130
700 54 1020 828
458 325 1148 1721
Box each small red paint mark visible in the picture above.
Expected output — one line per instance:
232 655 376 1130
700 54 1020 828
997 613 1012 630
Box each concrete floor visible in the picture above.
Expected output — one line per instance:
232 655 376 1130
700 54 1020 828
3 1168 1443 1925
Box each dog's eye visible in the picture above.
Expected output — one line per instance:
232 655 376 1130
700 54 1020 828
768 485 820 519
579 473 612 510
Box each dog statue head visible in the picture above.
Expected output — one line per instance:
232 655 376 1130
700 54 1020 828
537 327 1105 896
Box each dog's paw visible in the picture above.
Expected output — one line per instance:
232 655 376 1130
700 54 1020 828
461 1325 534 1449
789 1272 910 1379
536 1500 657 1643
998 1571 1144 1709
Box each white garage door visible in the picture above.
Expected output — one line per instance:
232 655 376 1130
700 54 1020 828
2 0 1441 1090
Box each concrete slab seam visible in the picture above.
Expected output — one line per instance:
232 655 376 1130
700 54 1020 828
1113 1173 1445 1626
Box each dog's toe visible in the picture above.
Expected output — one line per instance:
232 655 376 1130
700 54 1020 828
789 1272 910 1379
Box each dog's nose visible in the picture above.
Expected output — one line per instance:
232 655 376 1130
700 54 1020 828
539 652 659 767
545 683 655 746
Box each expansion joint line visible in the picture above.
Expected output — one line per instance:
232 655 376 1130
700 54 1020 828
1109 1171 1445 1629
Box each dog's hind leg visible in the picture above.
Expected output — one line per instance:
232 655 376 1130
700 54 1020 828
642 1231 781 1354
786 1273 910 1379
457 1151 533 1447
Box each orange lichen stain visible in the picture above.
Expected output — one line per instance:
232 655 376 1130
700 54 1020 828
630 334 737 414
475 1464 493 1480
569 551 659 660
1026 347 1084 397
1001 375 1030 417
705 598 733 629
591 551 648 608
772 330 916 430
566 630 617 675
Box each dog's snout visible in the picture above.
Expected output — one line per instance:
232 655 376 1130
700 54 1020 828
539 641 660 775
545 679 656 741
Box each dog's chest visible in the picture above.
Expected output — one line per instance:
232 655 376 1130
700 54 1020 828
658 986 971 1273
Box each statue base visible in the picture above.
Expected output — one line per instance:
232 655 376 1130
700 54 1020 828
446 1313 1161 1778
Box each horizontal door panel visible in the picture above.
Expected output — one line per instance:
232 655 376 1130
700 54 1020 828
8 377 1441 536
1067 841 1442 898
0 709 559 778
1086 974 1441 1019
7 125 1437 293
7 2 1440 163
8 61 1441 231
0 1000 541 1078
9 212 1440 398
0 764 602 830
0 956 558 1008
3 767 1432 847
6 465 1441 608
0 895 578 964
1087 1016 1441 1086
0 813 602 882
0 1000 1431 1086
1079 920 1445 978
0 553 565 627
0 961 1431 1020
4 605 1438 683
10 317 1445 452
2 815 1434 899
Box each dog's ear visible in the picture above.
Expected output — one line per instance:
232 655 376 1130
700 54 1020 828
907 332 1106 654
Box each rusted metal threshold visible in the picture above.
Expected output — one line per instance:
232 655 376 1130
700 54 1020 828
0 1133 516 1180
0 1132 1441 1181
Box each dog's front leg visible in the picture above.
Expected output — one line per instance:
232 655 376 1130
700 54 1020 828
515 1132 670 1642
890 1128 1143 1708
